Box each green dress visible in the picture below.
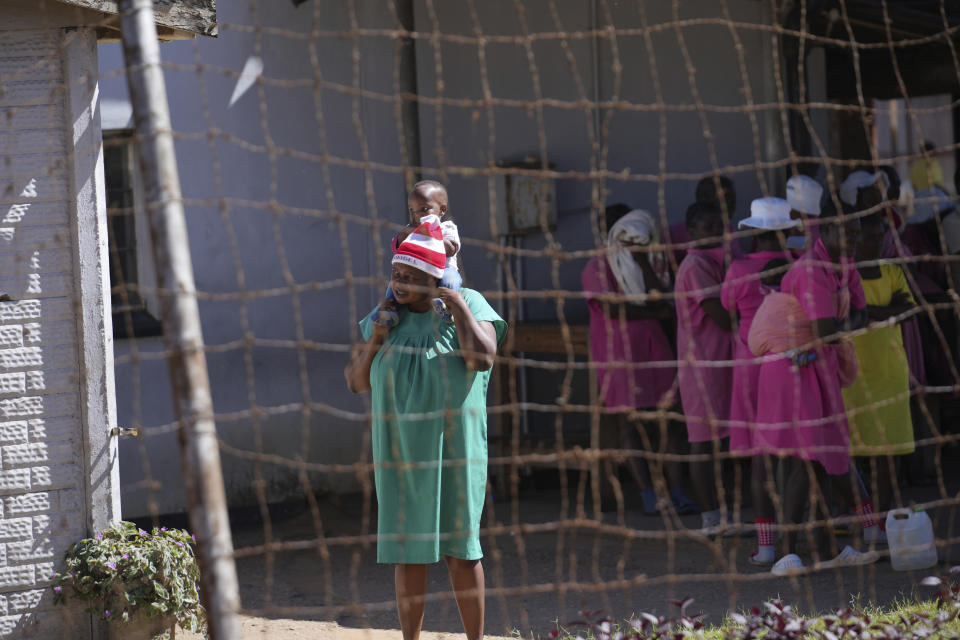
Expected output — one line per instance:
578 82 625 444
360 289 507 564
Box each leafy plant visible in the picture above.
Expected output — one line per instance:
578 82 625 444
542 571 960 640
51 520 206 637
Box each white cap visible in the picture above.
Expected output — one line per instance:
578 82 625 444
739 197 798 231
910 186 953 224
840 170 883 207
786 175 823 216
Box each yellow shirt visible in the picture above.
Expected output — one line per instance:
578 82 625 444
909 157 944 191
842 263 915 456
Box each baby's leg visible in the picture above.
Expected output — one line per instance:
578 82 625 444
433 267 461 322
438 266 462 291
371 281 401 328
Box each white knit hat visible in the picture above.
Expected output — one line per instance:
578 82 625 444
786 175 823 216
739 197 798 230
392 214 446 278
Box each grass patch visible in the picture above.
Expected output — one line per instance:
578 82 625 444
540 582 960 640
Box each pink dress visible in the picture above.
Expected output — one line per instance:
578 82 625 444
675 248 733 442
753 239 864 475
793 223 866 311
581 257 677 411
721 251 791 452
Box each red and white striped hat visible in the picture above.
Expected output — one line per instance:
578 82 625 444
392 214 446 278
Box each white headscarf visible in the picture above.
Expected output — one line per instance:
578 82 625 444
607 209 671 303
786 175 823 216
840 171 887 207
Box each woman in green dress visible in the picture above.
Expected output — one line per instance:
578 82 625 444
345 216 506 640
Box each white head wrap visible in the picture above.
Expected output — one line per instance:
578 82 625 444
786 175 823 216
840 171 885 207
607 210 671 303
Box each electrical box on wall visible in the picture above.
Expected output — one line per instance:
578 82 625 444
493 157 557 236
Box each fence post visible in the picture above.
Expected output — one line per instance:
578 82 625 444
118 2 242 638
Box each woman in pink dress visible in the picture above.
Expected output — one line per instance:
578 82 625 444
753 200 876 575
666 175 744 264
582 205 697 515
675 200 735 533
721 197 798 565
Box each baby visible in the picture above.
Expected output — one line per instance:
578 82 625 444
372 180 461 327
759 257 816 368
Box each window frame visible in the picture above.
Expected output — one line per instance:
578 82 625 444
102 129 163 339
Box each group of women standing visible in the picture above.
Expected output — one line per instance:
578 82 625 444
585 170 931 576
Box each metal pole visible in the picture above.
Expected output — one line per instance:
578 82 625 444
118 2 241 639
395 0 422 189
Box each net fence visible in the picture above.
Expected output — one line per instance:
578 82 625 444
6 0 960 637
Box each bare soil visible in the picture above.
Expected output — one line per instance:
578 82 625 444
176 478 959 640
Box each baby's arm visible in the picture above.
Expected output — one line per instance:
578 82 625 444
395 223 416 246
440 220 460 258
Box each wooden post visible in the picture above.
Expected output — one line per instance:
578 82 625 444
118 2 241 638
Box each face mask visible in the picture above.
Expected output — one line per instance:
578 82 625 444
785 235 807 250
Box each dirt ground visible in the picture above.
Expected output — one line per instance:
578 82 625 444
176 618 506 639
172 474 959 640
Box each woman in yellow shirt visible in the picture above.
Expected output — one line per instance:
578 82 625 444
843 214 916 537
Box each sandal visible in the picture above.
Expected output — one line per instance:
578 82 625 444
771 554 805 576
669 488 701 515
641 488 660 516
371 308 399 328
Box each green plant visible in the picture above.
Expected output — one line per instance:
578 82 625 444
541 572 960 640
51 520 206 636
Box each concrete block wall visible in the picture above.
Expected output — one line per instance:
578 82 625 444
0 26 81 637
1 11 122 637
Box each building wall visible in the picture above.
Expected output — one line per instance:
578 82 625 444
411 0 783 440
97 0 785 517
0 10 120 637
99 0 397 517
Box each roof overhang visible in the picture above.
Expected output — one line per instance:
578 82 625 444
54 0 217 39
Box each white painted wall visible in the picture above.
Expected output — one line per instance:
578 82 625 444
0 6 121 636
97 0 786 516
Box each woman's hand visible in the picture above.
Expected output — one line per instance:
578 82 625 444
344 298 396 394
628 243 669 293
372 299 399 337
436 287 466 313
890 290 912 308
867 290 914 323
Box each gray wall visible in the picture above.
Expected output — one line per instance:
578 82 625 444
100 1 400 517
411 0 784 439
99 0 786 517
409 0 785 326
